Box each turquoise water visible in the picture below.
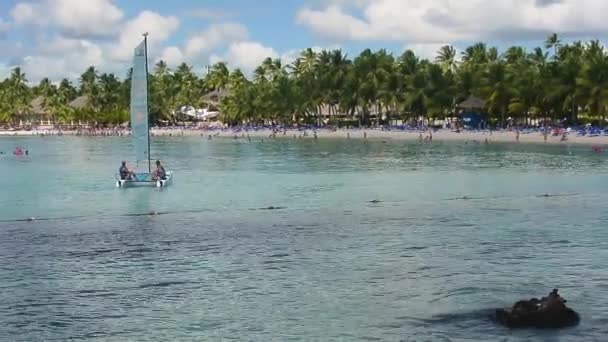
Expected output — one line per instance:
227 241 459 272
1 136 608 341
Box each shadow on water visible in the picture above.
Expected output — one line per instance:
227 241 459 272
0 191 589 224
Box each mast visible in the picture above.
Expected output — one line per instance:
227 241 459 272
143 32 151 173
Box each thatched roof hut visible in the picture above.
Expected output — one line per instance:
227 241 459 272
69 95 89 109
30 96 48 115
458 95 486 109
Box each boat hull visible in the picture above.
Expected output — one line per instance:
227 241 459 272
115 171 173 188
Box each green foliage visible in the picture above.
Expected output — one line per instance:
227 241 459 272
2 35 608 127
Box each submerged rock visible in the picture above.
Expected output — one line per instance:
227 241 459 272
494 289 580 329
260 206 286 210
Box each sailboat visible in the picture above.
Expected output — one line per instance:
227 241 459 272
115 33 173 188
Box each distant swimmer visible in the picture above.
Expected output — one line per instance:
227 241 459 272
13 147 24 156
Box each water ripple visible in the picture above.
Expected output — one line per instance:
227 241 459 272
1 138 607 340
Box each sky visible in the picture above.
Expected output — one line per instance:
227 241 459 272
1 0 608 83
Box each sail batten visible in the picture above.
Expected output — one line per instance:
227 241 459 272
130 38 150 170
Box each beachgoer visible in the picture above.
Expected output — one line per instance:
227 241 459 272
516 130 520 142
119 161 134 180
418 133 423 142
153 160 167 180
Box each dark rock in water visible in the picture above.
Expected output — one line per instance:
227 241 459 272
261 206 286 210
494 289 580 329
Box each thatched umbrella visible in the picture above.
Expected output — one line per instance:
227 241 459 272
457 95 486 109
457 95 487 129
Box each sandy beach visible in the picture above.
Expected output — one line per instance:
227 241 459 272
2 128 608 146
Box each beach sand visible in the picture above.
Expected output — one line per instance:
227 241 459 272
2 128 608 146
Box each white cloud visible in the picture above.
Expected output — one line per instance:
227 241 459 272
10 2 40 25
11 0 124 38
297 0 608 44
227 41 278 71
184 23 248 58
19 39 106 81
153 23 248 70
158 46 184 66
297 5 371 41
50 0 124 38
108 10 179 62
6 5 178 82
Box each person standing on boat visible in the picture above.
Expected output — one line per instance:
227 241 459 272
153 160 167 180
119 161 135 180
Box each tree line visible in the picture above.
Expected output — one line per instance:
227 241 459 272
1 34 608 128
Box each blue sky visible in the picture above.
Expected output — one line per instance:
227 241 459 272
1 0 607 82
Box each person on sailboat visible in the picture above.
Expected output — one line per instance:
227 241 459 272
152 160 167 180
119 161 135 180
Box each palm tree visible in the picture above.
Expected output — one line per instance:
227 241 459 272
577 47 608 126
207 62 230 90
482 61 513 127
7 36 608 129
150 60 175 122
5 67 31 123
79 66 98 95
436 45 457 72
545 33 562 59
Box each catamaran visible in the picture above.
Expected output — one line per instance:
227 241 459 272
115 33 173 188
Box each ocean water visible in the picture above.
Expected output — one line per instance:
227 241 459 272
1 136 608 341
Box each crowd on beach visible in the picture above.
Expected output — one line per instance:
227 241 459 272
2 123 608 145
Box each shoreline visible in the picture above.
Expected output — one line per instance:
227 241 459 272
2 128 608 146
